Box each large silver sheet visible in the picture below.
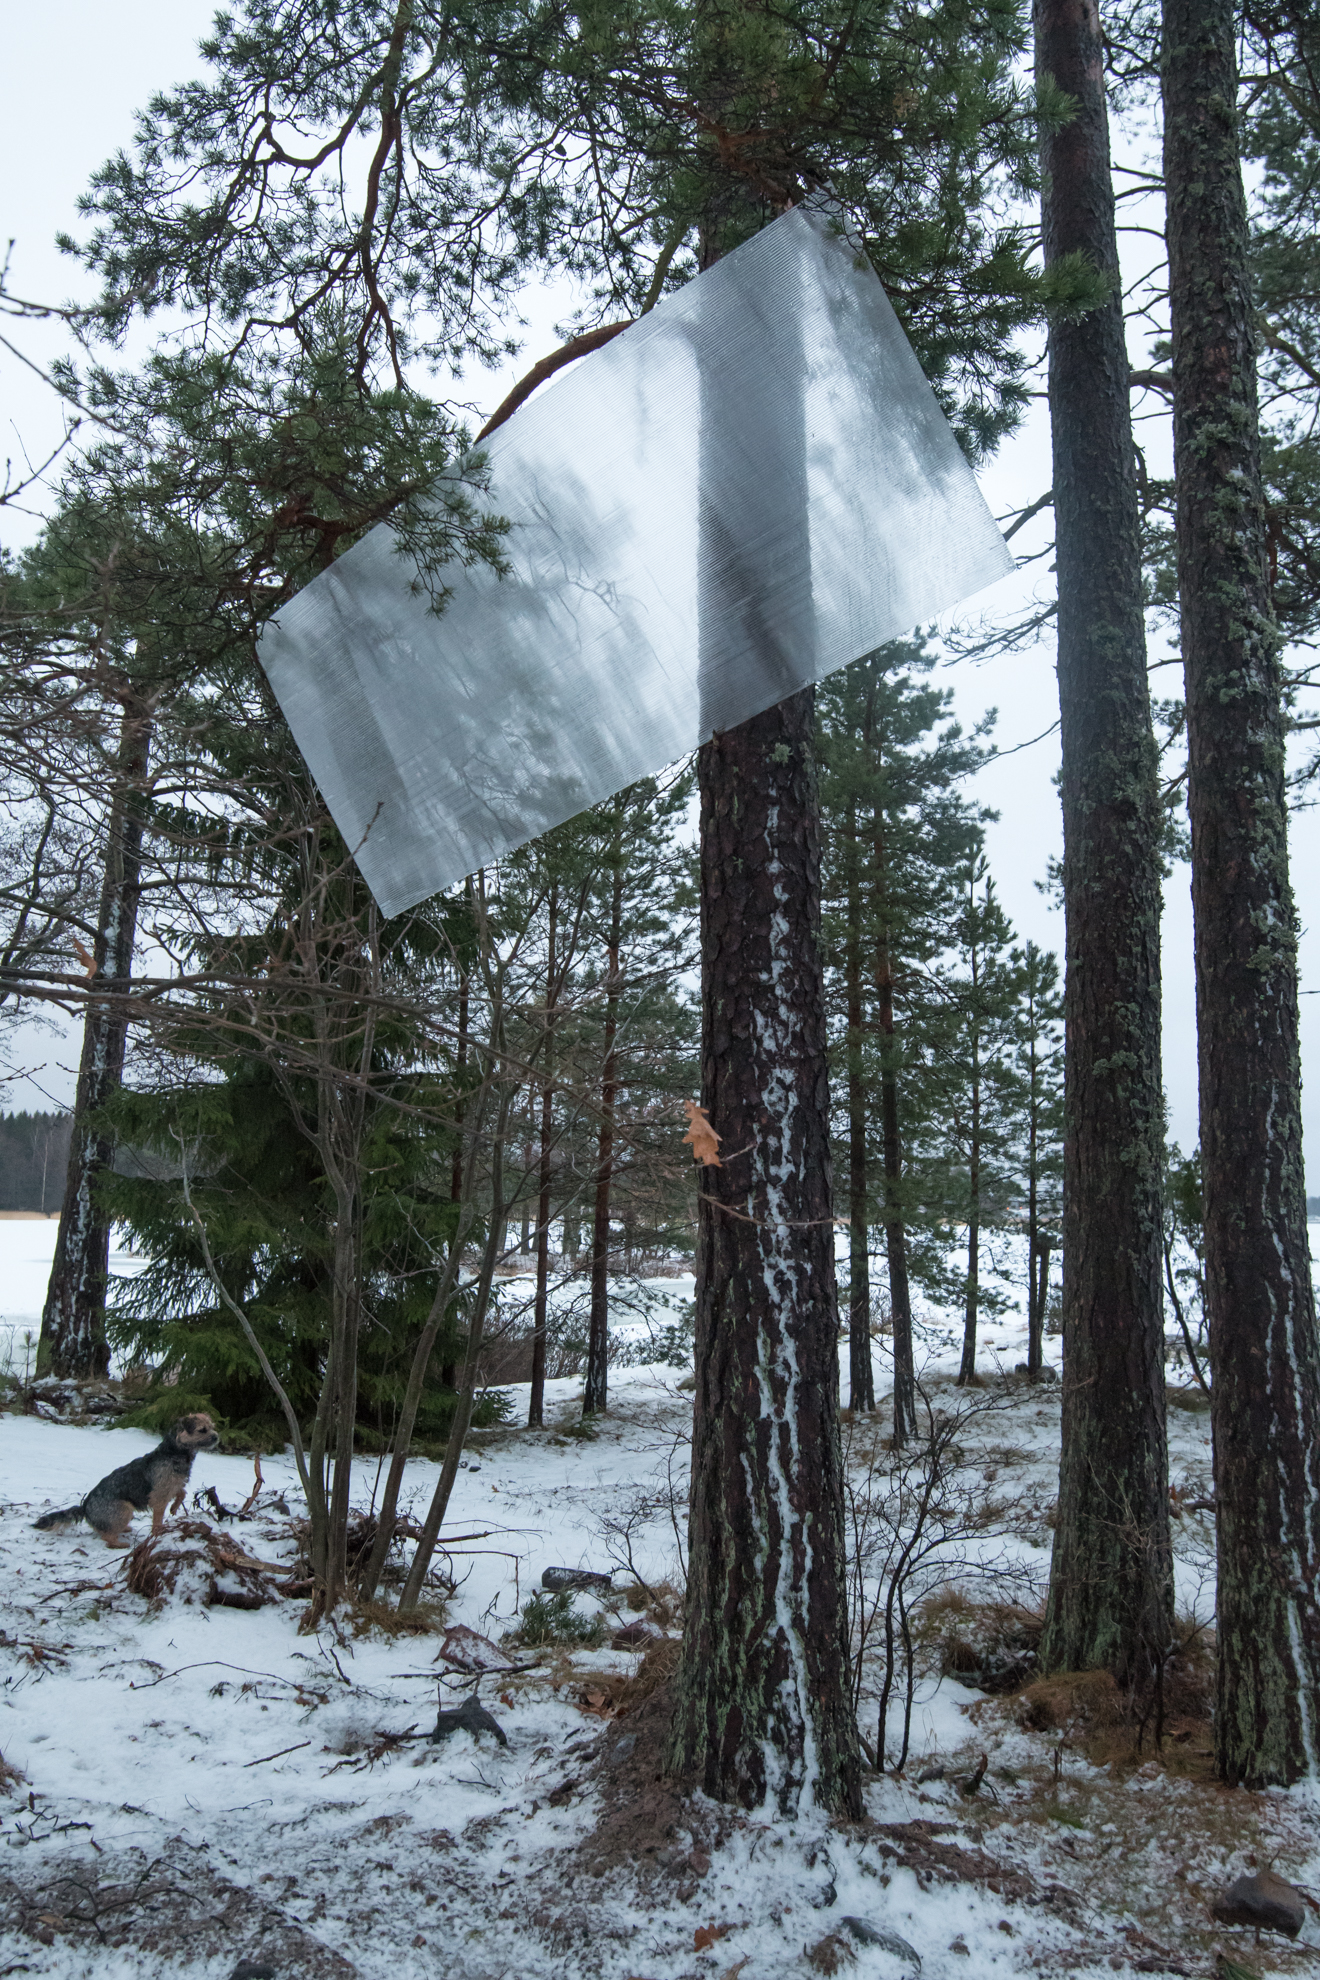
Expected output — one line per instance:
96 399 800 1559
258 205 1011 916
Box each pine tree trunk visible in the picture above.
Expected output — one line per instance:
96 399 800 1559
39 700 152 1379
1027 1090 1045 1379
1034 0 1172 1685
585 861 622 1416
845 804 874 1412
668 693 861 1815
669 198 859 1815
1163 0 1320 1786
876 937 916 1444
528 885 558 1429
958 985 983 1386
441 971 469 1391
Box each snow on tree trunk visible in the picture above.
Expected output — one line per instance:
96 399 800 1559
1034 0 1172 1683
668 689 861 1816
1163 0 1320 1787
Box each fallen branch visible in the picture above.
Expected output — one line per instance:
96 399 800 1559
244 1740 311 1768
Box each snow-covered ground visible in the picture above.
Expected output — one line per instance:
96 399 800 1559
1 1233 1317 1977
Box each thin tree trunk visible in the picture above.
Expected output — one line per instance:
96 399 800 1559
585 858 623 1416
39 699 152 1379
356 1066 494 1603
1026 1072 1045 1378
528 883 558 1428
876 933 915 1445
399 1078 515 1612
1034 0 1172 1686
1163 0 1320 1786
440 971 469 1391
844 802 873 1412
958 919 982 1388
1029 1240 1050 1380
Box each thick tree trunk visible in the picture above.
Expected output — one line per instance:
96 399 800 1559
668 693 861 1816
1035 0 1172 1684
670 200 859 1815
1163 0 1320 1786
585 861 622 1416
528 885 558 1429
844 805 874 1412
39 700 152 1379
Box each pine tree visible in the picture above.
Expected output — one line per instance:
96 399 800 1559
1034 0 1172 1689
1163 0 1320 1786
818 641 989 1435
1010 942 1063 1380
933 861 1023 1387
577 774 695 1417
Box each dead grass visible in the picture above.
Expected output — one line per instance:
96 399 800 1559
920 1589 1045 1694
565 1636 684 1721
347 1596 450 1639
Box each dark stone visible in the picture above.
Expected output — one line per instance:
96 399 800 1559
610 1618 662 1650
231 1965 279 1980
541 1566 611 1593
840 1917 921 1969
1211 1869 1304 1938
429 1693 508 1747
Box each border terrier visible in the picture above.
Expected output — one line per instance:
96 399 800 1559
32 1413 220 1549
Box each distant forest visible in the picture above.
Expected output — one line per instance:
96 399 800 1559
0 1113 71 1213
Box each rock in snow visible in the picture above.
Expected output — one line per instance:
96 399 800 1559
1211 1867 1305 1937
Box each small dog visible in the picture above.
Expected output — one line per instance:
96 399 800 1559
32 1413 220 1549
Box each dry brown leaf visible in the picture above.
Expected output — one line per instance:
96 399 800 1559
682 1100 723 1167
693 1923 734 1952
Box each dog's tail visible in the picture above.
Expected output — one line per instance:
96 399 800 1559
32 1502 86 1532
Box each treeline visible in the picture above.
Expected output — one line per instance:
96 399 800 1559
0 1112 70 1212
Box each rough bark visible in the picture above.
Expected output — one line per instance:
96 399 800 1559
1163 0 1320 1786
39 700 152 1379
669 197 859 1816
1034 0 1172 1683
584 858 622 1416
668 693 861 1816
844 803 874 1413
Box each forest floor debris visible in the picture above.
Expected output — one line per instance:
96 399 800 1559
1 1297 1319 1978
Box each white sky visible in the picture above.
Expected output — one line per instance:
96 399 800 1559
4 2 1320 1178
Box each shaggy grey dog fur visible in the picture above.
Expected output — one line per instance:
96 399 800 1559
33 1413 220 1548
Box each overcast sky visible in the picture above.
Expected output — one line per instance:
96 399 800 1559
5 2 1320 1176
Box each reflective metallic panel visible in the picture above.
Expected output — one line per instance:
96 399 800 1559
258 205 1011 916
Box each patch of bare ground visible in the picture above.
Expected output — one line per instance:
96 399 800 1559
571 1675 732 1893
937 1690 1318 1974
0 1840 357 1974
